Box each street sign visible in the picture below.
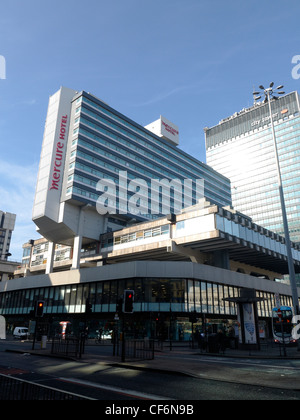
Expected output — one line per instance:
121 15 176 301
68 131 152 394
277 308 282 319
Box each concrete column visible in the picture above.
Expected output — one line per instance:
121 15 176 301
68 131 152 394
213 250 230 269
72 235 82 270
46 242 55 274
71 204 91 270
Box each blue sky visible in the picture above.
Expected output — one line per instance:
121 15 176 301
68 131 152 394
0 0 300 260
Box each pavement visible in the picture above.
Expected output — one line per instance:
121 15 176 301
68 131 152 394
3 338 300 391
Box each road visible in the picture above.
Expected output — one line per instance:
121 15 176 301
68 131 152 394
1 339 300 402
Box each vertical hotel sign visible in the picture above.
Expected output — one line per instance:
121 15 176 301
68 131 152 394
32 86 76 233
50 114 68 191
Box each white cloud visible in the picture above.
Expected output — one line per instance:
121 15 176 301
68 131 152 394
0 160 41 261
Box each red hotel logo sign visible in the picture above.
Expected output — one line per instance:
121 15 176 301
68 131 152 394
161 120 179 137
50 114 68 190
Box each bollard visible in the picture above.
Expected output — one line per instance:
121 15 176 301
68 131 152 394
41 335 47 349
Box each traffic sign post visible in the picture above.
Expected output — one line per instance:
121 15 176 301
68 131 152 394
277 308 287 357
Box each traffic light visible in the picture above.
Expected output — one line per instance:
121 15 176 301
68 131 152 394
189 312 198 323
85 298 92 314
35 300 45 318
117 298 123 314
124 290 134 313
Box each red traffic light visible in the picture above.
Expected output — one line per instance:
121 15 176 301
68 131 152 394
124 290 134 313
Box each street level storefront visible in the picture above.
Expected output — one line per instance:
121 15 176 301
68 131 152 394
0 261 296 342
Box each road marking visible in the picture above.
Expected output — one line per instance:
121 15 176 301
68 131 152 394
0 367 28 375
58 377 173 400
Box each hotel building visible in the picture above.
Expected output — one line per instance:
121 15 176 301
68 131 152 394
2 88 300 345
33 87 231 272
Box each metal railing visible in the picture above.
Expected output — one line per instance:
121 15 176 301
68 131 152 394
51 336 85 358
122 339 155 361
0 373 93 400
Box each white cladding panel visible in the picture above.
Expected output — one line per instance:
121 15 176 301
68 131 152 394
32 87 76 222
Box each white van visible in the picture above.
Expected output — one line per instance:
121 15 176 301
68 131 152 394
13 327 29 339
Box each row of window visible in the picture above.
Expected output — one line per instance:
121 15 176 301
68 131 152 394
81 97 230 191
70 98 231 206
0 278 293 318
101 225 169 249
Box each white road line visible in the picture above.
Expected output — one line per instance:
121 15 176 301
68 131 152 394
59 377 174 400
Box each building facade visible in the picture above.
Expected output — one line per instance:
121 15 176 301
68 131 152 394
4 88 300 344
3 201 300 342
18 200 300 279
205 91 300 244
0 211 16 260
0 211 18 282
33 87 232 272
1 260 296 342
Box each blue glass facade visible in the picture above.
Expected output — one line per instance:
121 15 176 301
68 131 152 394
206 92 300 244
0 276 292 320
64 91 231 220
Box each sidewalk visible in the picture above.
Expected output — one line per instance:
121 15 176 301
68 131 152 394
6 338 300 359
3 339 300 391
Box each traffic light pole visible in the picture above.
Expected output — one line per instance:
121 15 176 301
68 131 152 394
266 90 299 317
32 317 39 350
121 311 126 362
32 300 45 350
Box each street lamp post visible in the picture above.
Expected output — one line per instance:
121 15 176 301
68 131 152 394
253 83 300 317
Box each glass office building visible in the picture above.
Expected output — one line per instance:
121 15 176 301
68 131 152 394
205 91 300 244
